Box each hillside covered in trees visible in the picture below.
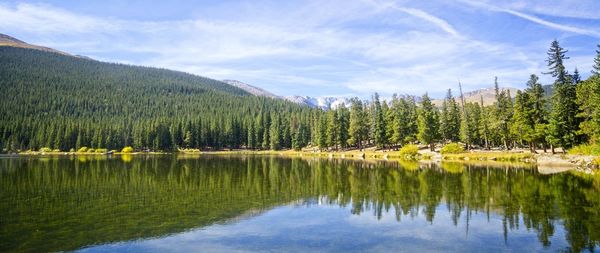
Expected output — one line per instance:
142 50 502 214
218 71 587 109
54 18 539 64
1 40 600 153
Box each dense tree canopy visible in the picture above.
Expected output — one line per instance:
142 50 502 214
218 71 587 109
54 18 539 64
1 39 600 153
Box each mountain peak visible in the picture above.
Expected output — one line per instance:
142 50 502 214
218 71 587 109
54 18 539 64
0 33 26 44
222 80 279 98
284 95 349 110
432 86 519 106
0 33 75 57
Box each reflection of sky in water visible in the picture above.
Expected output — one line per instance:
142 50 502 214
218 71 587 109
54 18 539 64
78 199 568 253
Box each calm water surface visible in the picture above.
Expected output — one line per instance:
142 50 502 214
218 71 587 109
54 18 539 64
1 155 599 252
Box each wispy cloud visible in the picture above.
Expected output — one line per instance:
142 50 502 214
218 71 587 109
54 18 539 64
459 0 600 38
365 0 460 37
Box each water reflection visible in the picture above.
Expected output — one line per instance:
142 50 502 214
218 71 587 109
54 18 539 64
0 156 599 252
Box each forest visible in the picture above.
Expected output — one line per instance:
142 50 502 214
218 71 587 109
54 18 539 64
1 40 600 153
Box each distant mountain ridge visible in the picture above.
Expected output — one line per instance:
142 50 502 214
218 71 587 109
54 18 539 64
432 87 520 106
222 80 279 98
284 96 350 110
0 33 75 57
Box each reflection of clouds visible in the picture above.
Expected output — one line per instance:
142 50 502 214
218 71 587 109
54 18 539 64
78 202 570 252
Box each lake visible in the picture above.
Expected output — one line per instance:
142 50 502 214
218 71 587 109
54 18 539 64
1 155 599 252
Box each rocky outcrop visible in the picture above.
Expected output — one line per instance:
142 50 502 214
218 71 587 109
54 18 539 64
536 154 598 174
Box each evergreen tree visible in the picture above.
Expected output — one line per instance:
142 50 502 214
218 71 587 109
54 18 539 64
593 44 600 76
512 90 535 150
269 114 281 150
348 98 368 150
372 93 387 149
527 74 548 152
417 93 440 151
326 109 339 150
493 77 513 150
545 40 578 152
183 130 193 148
440 89 461 143
572 68 581 84
247 122 256 149
545 40 570 84
317 115 327 151
461 102 481 148
576 75 600 143
479 96 491 149
337 104 350 149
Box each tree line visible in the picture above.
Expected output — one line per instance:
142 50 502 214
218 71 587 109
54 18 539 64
1 40 600 153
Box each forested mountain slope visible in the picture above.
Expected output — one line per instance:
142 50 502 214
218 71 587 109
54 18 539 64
0 46 315 151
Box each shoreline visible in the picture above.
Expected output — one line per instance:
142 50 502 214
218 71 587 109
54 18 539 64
7 149 599 172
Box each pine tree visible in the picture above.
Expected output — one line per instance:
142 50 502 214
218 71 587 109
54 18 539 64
317 115 327 151
262 114 270 150
592 44 600 76
526 74 547 152
572 68 581 84
576 75 600 143
512 90 535 150
326 109 339 150
545 40 578 152
545 40 569 84
440 89 461 143
461 102 481 148
373 93 387 149
479 96 491 149
183 130 193 148
493 77 513 150
348 98 368 150
417 93 440 151
337 104 350 149
269 114 281 150
247 122 256 149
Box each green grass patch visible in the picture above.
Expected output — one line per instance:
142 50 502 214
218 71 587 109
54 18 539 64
568 144 600 156
39 147 52 152
399 144 419 160
440 143 464 154
443 152 533 162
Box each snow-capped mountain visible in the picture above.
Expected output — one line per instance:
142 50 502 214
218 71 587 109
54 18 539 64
221 80 349 110
222 80 279 98
284 96 350 110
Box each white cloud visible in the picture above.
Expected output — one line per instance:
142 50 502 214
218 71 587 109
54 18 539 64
483 0 600 20
458 0 600 38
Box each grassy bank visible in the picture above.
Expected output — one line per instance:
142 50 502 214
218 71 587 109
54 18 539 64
16 148 598 169
442 152 535 162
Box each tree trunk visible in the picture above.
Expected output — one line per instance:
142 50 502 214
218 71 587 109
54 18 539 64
542 143 547 153
550 144 555 154
530 142 537 154
484 136 489 150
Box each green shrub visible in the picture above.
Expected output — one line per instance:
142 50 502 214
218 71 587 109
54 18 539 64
399 144 419 158
96 148 108 153
568 144 600 155
87 148 95 153
69 148 75 152
121 146 134 153
440 143 465 154
78 147 88 153
52 149 61 152
39 147 52 152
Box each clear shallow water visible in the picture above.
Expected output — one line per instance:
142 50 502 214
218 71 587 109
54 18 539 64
1 156 599 252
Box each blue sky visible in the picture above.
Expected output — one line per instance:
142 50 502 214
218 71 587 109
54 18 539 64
1 0 599 98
